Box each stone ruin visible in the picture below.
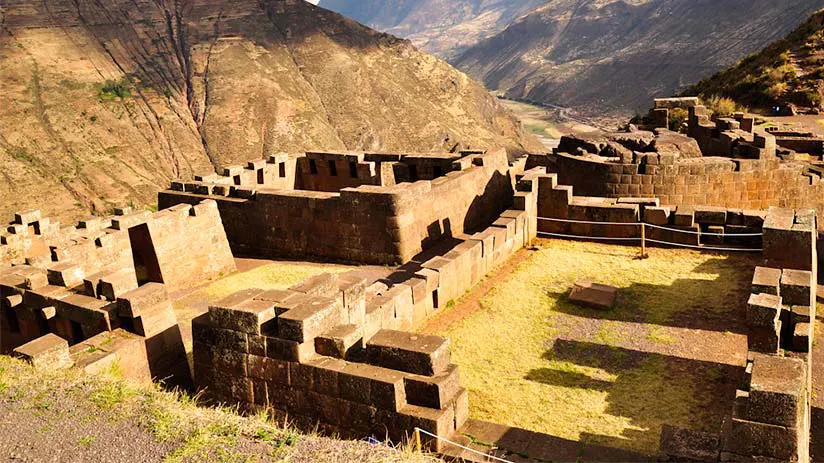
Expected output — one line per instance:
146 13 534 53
661 208 817 462
1 202 235 388
160 149 515 265
1 147 542 453
1 143 820 460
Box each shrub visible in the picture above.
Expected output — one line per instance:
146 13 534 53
98 78 131 100
703 96 741 117
668 108 689 132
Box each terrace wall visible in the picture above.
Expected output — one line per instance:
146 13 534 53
549 153 824 224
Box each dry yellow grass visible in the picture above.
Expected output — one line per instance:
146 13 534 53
425 239 756 455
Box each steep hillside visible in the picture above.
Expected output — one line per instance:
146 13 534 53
318 0 545 58
453 0 824 114
0 0 541 222
687 10 824 111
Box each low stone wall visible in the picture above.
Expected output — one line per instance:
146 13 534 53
160 149 516 265
536 173 767 249
191 169 543 449
660 208 817 462
549 153 824 219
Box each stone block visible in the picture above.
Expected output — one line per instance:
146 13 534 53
14 210 41 225
749 324 781 355
402 404 456 452
404 364 462 409
660 425 720 462
703 225 725 246
314 324 363 359
791 305 811 325
746 293 782 328
763 208 815 271
793 322 811 353
724 418 799 461
290 273 340 299
265 336 315 363
366 329 451 376
747 354 806 428
312 357 348 397
643 206 671 225
117 283 170 318
278 296 342 343
98 269 139 302
751 267 781 296
694 206 727 225
780 269 812 306
568 280 617 310
13 334 73 371
209 293 276 335
673 207 695 227
47 263 85 288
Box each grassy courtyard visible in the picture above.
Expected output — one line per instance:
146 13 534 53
423 239 758 455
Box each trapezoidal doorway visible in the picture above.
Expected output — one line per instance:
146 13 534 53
128 223 163 285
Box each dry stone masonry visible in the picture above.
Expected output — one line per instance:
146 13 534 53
2 139 820 460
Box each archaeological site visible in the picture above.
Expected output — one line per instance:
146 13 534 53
3 96 824 461
9 0 824 460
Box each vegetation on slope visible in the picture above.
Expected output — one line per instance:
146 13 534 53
0 355 439 462
687 10 824 110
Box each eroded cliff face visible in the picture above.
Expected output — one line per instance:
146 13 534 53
452 0 824 114
0 0 541 222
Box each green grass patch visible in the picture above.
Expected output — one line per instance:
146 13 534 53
90 381 135 409
98 78 132 101
78 436 96 447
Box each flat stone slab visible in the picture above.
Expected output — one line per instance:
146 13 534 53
569 280 617 310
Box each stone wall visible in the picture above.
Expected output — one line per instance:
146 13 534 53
536 173 767 249
160 149 515 265
547 153 824 224
660 208 817 462
190 168 543 449
1 199 234 387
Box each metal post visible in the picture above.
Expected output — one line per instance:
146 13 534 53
413 428 421 452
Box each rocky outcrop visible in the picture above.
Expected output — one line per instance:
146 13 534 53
0 0 542 222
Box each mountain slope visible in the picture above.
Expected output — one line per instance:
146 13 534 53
687 10 824 111
453 0 824 114
318 0 545 58
0 0 541 222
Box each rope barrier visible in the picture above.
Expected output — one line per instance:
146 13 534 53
536 232 640 241
537 217 642 226
643 222 763 237
645 239 763 253
413 428 515 463
538 217 764 237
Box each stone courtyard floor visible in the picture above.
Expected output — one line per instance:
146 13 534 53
421 239 758 457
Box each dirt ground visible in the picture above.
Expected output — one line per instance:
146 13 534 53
421 239 756 457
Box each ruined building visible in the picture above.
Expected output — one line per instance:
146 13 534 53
1 135 819 461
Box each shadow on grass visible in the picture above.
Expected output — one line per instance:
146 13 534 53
525 339 744 453
548 256 754 334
